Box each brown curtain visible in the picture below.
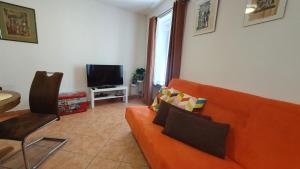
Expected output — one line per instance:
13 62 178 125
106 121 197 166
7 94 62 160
165 0 189 85
143 17 157 105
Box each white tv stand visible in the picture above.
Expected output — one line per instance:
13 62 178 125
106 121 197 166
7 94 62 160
90 86 128 108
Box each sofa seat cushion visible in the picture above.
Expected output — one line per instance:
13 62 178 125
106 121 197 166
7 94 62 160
125 106 244 169
125 106 155 140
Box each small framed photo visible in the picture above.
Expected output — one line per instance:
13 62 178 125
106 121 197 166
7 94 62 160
244 0 288 27
0 1 38 43
193 0 219 36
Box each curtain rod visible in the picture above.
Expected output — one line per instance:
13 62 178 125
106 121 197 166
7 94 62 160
158 7 173 18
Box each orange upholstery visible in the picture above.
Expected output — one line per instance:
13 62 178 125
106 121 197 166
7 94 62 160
125 107 243 169
236 100 300 169
125 79 300 169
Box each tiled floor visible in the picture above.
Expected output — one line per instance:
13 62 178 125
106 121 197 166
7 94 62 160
0 99 149 169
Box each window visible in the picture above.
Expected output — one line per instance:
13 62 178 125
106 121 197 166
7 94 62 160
153 11 173 86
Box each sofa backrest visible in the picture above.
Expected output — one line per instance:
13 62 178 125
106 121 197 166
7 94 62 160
168 79 300 169
236 99 300 169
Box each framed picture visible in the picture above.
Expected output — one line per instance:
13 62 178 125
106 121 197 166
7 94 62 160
193 0 219 36
244 0 288 27
0 1 38 43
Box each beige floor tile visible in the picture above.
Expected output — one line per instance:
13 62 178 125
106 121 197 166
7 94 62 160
0 99 148 169
87 157 120 169
121 142 148 167
97 147 126 161
0 140 20 161
108 135 134 148
110 129 132 142
118 162 149 169
40 150 93 169
1 142 73 169
96 140 128 161
62 133 108 157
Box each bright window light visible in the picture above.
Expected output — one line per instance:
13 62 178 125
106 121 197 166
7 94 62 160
153 11 173 86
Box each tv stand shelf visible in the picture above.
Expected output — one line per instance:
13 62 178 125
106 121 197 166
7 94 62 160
90 86 128 108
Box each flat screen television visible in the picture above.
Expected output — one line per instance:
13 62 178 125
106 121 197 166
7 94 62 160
86 64 124 88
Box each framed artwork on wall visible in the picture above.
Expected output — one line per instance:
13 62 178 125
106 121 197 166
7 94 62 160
0 1 38 43
193 0 219 36
244 0 288 27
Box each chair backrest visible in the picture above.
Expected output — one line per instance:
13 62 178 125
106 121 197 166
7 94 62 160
29 71 63 118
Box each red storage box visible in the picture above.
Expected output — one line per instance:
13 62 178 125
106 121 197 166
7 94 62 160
58 92 88 116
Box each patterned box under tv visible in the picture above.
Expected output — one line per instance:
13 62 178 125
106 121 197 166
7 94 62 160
58 92 88 116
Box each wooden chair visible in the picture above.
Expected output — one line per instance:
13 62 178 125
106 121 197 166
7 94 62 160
0 71 67 169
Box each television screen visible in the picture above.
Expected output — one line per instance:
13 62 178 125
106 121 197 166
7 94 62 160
86 64 124 87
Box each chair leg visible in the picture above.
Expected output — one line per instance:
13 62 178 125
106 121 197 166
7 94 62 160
22 141 30 169
19 137 67 169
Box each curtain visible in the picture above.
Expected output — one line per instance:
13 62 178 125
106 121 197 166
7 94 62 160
143 17 157 105
165 0 189 85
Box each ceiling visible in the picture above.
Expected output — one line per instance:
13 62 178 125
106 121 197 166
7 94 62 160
98 0 164 15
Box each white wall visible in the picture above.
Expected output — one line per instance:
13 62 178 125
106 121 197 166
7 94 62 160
181 0 300 104
148 0 300 104
0 0 147 109
148 0 174 19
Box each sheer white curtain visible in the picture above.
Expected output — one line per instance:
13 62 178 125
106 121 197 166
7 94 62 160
153 11 173 86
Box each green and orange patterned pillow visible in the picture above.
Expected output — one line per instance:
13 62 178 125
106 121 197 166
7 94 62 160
151 86 207 112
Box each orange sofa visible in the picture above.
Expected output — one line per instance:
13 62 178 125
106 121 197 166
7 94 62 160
125 79 300 169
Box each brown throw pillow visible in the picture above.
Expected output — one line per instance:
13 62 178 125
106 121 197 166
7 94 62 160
153 101 211 127
162 107 230 159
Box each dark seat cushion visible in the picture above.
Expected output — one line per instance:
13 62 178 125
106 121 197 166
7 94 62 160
162 107 230 158
0 113 58 141
153 100 211 126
